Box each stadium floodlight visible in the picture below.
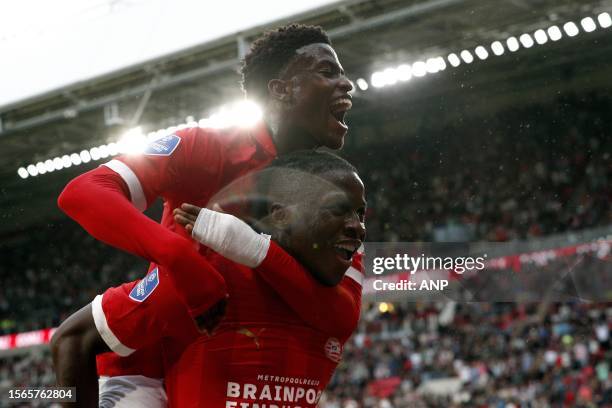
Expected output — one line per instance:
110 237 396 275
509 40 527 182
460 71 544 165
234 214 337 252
382 67 398 85
208 109 230 128
370 71 386 88
580 17 597 32
36 162 46 175
519 33 534 48
356 78 369 90
447 53 461 67
70 153 82 166
396 65 412 81
436 57 446 71
107 142 119 156
17 11 612 181
475 46 489 60
547 25 563 41
563 22 579 37
506 36 520 52
534 29 548 45
412 61 427 77
61 155 72 169
79 150 91 163
193 99 263 129
598 12 612 28
198 118 212 128
117 126 147 154
232 100 263 128
89 147 101 161
424 58 439 73
53 157 64 170
44 160 55 173
99 145 110 159
460 50 474 64
27 164 38 177
490 41 505 56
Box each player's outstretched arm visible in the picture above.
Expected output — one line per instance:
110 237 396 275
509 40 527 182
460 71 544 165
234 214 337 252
175 205 361 338
51 303 109 407
256 240 361 338
57 166 227 317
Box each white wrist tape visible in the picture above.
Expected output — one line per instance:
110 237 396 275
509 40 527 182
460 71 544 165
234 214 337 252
192 208 270 268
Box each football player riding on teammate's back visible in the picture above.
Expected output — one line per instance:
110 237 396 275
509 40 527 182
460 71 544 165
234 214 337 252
55 151 366 407
52 24 359 407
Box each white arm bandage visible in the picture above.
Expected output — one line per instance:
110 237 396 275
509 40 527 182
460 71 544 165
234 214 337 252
192 208 270 268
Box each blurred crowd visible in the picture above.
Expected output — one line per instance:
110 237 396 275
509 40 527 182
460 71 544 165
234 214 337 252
321 301 612 407
0 228 146 334
1 299 609 407
0 91 610 406
1 91 610 334
347 92 611 242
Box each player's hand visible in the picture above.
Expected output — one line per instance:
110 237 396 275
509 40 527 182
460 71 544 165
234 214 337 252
194 297 227 335
173 203 202 232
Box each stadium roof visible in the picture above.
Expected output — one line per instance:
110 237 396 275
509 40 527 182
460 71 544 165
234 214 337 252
0 0 345 109
1 0 611 234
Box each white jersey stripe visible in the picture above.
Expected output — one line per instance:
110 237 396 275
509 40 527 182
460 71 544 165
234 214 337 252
92 295 135 357
102 160 147 212
345 266 364 286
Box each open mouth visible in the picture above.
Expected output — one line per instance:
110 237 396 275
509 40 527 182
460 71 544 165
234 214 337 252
330 97 352 128
333 241 359 262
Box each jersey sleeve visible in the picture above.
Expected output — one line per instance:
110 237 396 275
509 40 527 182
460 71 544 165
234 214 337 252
254 241 363 340
91 267 200 356
104 128 224 209
57 129 228 316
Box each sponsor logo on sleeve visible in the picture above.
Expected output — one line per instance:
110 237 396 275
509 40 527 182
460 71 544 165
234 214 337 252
144 134 181 156
129 268 160 302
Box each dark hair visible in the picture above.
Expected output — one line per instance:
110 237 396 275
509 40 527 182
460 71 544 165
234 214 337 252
267 149 357 175
241 24 331 102
250 150 358 219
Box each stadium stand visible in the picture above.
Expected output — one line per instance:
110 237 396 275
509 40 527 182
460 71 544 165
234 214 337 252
1 1 611 405
347 92 611 243
2 299 610 407
1 91 609 335
0 90 610 406
321 301 611 407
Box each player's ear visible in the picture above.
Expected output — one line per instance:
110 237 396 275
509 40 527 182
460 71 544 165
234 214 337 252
269 202 294 228
268 79 292 103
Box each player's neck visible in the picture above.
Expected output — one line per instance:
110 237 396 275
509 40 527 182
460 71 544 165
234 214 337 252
266 118 318 155
272 126 318 155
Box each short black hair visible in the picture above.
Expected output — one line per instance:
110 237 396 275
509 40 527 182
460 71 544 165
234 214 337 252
251 150 358 217
241 24 331 102
268 149 356 176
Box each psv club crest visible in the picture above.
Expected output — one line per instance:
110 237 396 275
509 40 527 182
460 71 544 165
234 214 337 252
324 338 342 363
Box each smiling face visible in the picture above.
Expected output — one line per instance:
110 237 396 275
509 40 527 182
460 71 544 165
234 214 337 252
275 170 366 286
278 43 354 149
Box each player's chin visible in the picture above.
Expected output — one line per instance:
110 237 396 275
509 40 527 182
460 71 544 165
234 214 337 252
322 254 351 285
323 120 347 149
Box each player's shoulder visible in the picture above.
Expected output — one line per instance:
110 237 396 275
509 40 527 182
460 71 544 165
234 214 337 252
175 125 248 140
174 126 251 150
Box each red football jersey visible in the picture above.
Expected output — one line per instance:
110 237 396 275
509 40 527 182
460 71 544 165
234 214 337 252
163 249 364 408
93 242 364 379
104 124 277 242
95 124 277 377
